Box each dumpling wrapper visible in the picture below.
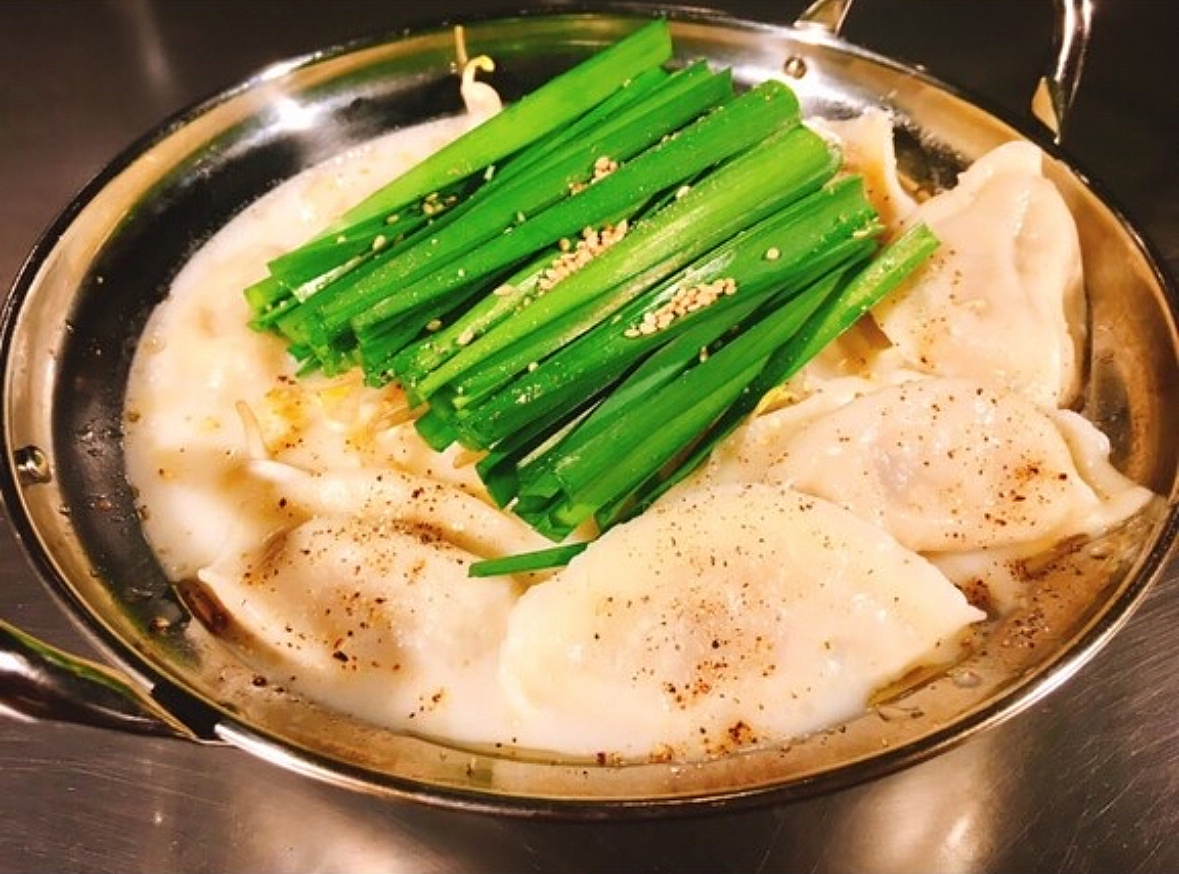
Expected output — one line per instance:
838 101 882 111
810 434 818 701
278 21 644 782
871 141 1085 409
191 457 556 743
197 507 524 744
755 377 1153 555
811 107 918 230
498 481 984 761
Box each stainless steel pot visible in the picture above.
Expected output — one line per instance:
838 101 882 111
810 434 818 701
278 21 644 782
2 0 1176 815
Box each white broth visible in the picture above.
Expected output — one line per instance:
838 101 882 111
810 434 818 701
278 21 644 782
124 97 1153 761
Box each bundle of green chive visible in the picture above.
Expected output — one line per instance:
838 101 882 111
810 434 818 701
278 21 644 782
244 20 938 575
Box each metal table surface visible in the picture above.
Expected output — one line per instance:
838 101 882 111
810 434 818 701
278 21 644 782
1 1 1176 871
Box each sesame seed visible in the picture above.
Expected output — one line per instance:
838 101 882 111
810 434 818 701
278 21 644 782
625 277 738 337
569 155 619 194
535 220 629 294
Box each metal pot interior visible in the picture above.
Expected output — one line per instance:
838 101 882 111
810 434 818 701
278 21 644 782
2 9 1177 813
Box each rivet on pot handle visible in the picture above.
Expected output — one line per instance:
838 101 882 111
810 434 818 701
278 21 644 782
0 617 209 741
795 0 1094 143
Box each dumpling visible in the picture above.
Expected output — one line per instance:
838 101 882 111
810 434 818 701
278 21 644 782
193 459 539 743
244 458 552 560
697 373 914 486
498 481 984 761
811 107 918 229
197 513 522 743
756 377 1152 555
871 141 1085 409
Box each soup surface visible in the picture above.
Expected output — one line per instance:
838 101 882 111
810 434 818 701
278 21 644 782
124 95 1154 762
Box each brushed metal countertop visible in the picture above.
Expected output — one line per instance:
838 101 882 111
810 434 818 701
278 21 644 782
2 1 1177 871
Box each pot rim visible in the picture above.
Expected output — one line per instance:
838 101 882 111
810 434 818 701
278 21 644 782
2 4 1177 816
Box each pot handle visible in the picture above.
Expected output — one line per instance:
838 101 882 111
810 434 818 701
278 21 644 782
795 0 1094 142
0 616 208 740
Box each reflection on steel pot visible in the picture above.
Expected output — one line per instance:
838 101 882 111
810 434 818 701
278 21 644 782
1 0 1176 814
